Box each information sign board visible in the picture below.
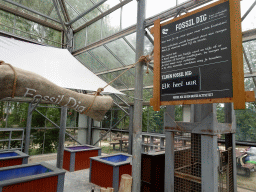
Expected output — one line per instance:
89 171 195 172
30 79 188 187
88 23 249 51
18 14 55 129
161 1 232 101
150 0 252 110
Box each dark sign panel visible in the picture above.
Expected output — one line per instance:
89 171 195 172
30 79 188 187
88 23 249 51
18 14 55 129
160 1 232 101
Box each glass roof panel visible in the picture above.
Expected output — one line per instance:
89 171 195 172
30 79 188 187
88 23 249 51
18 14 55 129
0 10 15 33
102 9 120 39
106 38 136 65
99 72 128 90
74 27 86 51
0 1 62 27
243 40 256 72
100 68 135 89
90 46 123 70
178 0 190 5
75 52 107 73
122 0 137 29
125 33 136 48
64 1 87 29
121 88 153 103
87 19 101 45
98 0 120 12
243 54 250 74
64 0 101 21
244 77 255 91
145 0 176 18
144 36 153 55
143 68 153 87
241 0 256 31
11 0 57 18
0 9 61 47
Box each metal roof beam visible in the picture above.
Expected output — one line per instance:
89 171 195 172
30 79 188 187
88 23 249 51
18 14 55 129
2 0 61 24
65 0 107 26
58 0 71 22
72 25 136 56
74 0 132 33
242 29 256 42
0 3 62 31
243 46 256 86
72 0 214 56
52 0 68 39
241 0 256 21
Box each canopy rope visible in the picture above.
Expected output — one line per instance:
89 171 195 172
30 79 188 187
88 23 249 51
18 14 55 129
85 54 153 113
0 61 17 98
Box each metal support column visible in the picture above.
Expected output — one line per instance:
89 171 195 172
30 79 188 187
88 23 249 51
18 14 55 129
165 105 175 192
128 105 134 155
24 103 33 154
201 134 218 192
56 106 67 169
224 103 237 192
132 0 145 191
78 113 88 144
87 117 92 145
196 104 218 192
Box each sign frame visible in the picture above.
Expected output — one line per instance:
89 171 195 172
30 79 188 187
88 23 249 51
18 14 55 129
150 0 254 111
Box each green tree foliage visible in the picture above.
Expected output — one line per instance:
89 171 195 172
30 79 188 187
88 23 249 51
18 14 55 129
217 103 256 142
236 103 256 142
30 105 61 154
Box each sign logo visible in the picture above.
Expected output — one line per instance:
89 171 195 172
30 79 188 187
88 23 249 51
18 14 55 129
162 28 168 35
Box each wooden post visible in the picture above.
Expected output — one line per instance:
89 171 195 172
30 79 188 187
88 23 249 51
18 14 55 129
119 174 132 192
100 188 114 192
107 188 114 192
100 188 108 192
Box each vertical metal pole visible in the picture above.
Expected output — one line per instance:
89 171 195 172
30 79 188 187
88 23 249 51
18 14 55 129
224 103 237 192
21 129 25 151
87 117 92 145
132 0 145 191
24 103 33 154
8 131 12 149
201 135 218 192
165 131 175 192
5 102 10 128
42 131 46 154
56 106 67 169
164 105 175 192
128 105 133 155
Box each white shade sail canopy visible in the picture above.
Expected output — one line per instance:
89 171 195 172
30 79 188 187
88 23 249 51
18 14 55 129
0 36 122 94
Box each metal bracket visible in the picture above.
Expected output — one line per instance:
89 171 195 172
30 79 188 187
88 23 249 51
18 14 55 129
29 98 42 114
174 7 188 18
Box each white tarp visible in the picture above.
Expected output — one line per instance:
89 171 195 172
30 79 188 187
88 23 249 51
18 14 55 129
0 36 122 94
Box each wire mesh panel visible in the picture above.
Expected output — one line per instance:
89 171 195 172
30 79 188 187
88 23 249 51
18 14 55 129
174 133 201 192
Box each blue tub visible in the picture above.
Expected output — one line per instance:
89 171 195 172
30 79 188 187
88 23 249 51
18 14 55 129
90 153 132 192
0 150 29 167
0 162 65 192
101 154 129 163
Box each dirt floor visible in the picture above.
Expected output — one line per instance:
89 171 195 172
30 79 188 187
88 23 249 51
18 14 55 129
237 172 256 191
